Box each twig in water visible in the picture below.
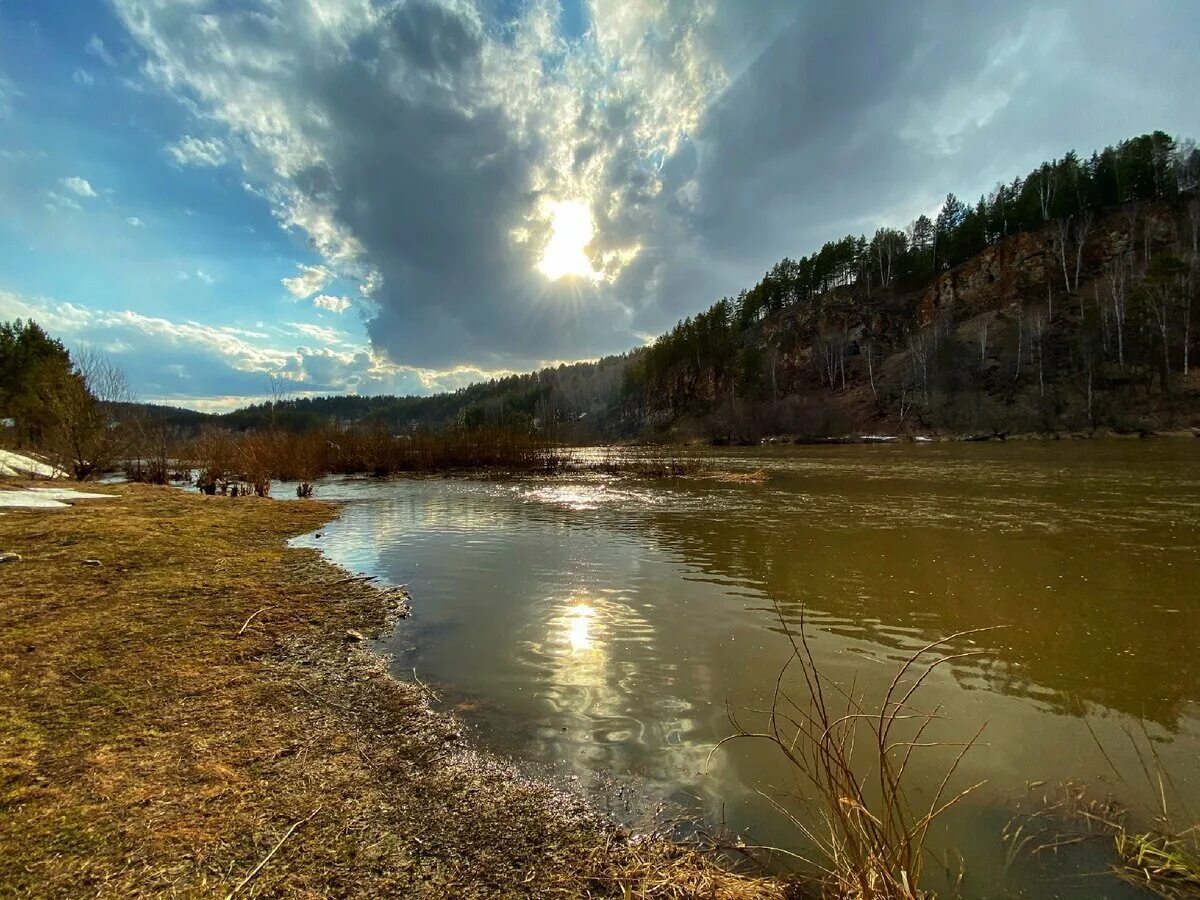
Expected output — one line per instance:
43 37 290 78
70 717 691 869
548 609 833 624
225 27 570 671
330 573 378 586
225 806 321 899
412 668 440 703
236 607 268 637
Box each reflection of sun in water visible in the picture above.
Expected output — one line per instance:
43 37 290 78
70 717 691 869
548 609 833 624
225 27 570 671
566 603 594 652
537 200 600 281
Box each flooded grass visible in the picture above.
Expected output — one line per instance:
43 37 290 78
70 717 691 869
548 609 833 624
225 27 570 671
1006 722 1200 899
0 484 784 898
179 427 773 492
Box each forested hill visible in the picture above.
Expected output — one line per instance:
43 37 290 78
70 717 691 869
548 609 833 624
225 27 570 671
625 130 1200 440
143 130 1200 440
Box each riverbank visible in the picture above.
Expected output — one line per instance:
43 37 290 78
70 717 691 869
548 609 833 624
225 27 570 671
0 484 784 898
722 425 1200 446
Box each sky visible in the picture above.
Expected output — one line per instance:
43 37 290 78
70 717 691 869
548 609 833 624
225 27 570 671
1 1 1197 411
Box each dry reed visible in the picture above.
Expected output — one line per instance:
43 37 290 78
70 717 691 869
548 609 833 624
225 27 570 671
709 606 995 899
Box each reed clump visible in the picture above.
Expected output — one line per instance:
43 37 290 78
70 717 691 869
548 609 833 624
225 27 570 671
181 423 563 494
710 609 992 899
578 447 712 479
1010 722 1200 899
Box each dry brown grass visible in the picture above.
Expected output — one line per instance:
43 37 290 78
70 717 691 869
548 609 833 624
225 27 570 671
0 484 785 898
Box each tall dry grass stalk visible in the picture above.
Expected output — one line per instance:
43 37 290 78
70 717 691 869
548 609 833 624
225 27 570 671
710 608 994 899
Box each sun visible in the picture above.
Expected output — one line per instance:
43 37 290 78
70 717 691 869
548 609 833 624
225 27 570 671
536 200 600 281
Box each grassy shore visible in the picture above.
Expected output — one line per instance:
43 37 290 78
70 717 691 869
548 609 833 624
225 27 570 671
0 484 783 898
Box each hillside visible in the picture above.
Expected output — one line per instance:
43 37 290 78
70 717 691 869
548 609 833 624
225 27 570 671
631 192 1199 441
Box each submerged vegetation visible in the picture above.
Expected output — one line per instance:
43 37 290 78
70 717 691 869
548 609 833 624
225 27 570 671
1007 722 1200 900
184 423 562 496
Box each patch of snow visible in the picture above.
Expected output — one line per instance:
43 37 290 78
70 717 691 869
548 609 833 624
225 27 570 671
0 488 115 508
0 449 63 478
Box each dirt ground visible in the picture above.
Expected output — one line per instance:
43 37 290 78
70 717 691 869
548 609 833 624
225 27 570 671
0 483 785 898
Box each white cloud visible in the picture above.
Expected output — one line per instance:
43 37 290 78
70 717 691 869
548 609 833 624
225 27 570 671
0 76 19 117
0 289 533 406
282 264 331 299
312 293 350 313
290 321 344 343
127 216 144 227
166 135 227 168
45 191 82 212
61 176 98 198
195 269 214 284
73 69 96 87
85 35 117 67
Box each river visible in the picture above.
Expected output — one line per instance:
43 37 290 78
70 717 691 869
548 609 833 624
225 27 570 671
291 440 1200 897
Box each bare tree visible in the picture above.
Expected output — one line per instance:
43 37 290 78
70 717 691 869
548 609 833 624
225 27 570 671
1014 309 1024 381
1182 278 1192 377
1146 264 1188 389
41 349 133 480
977 317 989 363
1147 283 1173 387
1106 258 1128 368
815 331 848 391
908 328 938 404
1035 163 1056 222
1055 216 1073 296
864 339 878 400
1029 307 1048 397
1072 210 1093 292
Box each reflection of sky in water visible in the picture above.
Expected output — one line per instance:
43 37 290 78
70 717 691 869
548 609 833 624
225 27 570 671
292 443 1200 896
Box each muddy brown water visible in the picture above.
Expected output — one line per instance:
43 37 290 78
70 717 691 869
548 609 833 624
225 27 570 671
292 441 1200 897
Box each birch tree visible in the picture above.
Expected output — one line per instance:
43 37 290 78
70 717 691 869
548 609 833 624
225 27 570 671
1072 210 1093 292
1106 258 1128 368
1029 307 1047 397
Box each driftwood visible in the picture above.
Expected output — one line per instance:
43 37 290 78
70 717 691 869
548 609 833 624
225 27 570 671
225 806 321 899
236 608 267 636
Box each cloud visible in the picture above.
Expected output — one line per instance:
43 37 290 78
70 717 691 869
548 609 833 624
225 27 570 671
85 35 117 67
110 0 726 370
60 176 98 198
194 269 214 284
290 321 344 344
281 264 331 299
108 0 1200 375
45 191 82 212
73 69 96 87
313 294 351 313
166 135 227 167
0 76 18 117
127 216 144 227
0 289 516 408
